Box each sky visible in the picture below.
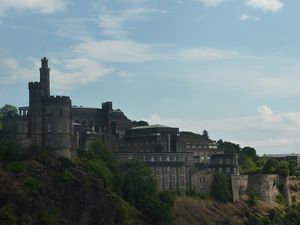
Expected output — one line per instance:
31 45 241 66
1 0 300 154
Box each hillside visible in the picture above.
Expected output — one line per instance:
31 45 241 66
173 197 276 225
0 158 127 225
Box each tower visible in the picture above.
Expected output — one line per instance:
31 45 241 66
40 57 50 97
28 57 72 157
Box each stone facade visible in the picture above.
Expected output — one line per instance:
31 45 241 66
117 125 239 192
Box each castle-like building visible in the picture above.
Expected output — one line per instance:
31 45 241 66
0 57 239 192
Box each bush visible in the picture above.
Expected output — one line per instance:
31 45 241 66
210 173 231 202
246 188 257 206
111 193 130 225
37 210 57 225
55 170 73 183
0 204 17 225
78 158 113 188
5 161 27 173
138 195 172 225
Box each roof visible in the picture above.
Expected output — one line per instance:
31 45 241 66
265 154 300 158
131 124 177 130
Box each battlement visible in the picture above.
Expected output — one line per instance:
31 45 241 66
43 95 71 104
28 82 40 89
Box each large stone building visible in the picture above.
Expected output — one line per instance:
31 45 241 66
0 57 131 157
0 57 239 192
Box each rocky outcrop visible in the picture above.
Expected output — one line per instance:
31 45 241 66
0 159 118 225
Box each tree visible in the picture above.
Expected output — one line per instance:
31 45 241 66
132 120 149 127
202 130 209 139
241 147 257 160
120 159 157 205
210 173 231 202
218 140 240 154
1 104 18 115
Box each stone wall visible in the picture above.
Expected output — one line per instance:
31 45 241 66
231 175 248 202
191 170 214 193
231 174 282 203
247 174 279 204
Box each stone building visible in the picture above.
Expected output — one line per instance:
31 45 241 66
0 57 131 157
0 57 239 193
117 125 239 192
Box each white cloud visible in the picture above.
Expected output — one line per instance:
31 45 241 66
0 55 114 90
98 7 167 39
50 58 114 90
245 0 284 12
73 39 242 63
177 48 240 61
240 13 261 21
0 57 36 83
194 0 227 7
0 0 69 15
257 105 273 117
49 17 97 41
73 40 168 63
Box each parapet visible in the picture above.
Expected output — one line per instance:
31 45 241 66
43 95 71 104
28 82 40 89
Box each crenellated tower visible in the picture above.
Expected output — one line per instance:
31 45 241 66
28 57 72 157
40 57 50 97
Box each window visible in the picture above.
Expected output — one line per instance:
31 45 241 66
47 123 52 133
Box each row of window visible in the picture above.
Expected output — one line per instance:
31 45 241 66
143 155 186 162
184 144 217 149
213 158 237 165
213 167 237 174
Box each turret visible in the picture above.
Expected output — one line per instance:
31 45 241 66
40 57 50 97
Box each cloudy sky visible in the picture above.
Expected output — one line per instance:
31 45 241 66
0 0 300 154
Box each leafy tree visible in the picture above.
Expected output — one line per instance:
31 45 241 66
210 173 231 202
1 104 18 115
202 129 209 139
132 120 149 127
218 140 240 154
119 159 157 205
262 158 278 174
241 147 257 159
138 195 172 225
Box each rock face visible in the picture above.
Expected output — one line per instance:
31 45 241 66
0 159 117 225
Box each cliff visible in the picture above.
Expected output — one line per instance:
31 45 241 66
0 158 124 225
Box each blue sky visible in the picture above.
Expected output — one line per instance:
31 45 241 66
1 0 300 154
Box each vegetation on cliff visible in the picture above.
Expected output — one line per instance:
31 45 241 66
0 141 175 225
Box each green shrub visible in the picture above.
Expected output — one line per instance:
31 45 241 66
23 177 40 189
246 188 257 206
55 170 73 183
111 193 130 225
138 195 172 225
78 158 113 188
210 173 231 202
186 189 209 200
37 210 57 225
0 204 17 225
5 161 27 173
